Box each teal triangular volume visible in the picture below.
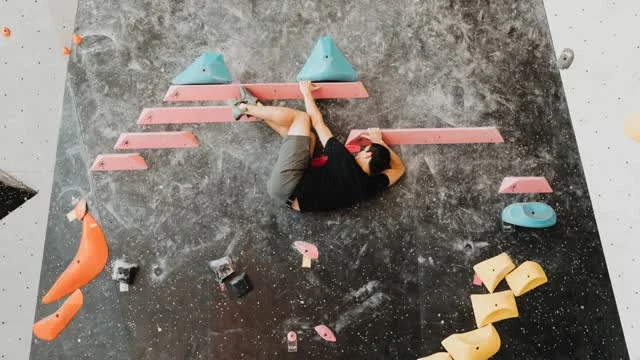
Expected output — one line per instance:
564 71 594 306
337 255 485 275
297 37 358 82
172 52 232 85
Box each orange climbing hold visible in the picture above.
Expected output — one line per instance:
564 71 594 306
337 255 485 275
42 203 109 304
62 46 71 55
33 289 83 341
72 34 83 45
1 27 10 37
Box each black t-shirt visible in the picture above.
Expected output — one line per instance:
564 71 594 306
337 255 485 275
293 137 390 212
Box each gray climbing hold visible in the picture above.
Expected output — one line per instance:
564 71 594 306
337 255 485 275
557 48 574 70
112 260 140 292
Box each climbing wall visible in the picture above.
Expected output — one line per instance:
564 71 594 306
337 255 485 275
20 1 631 359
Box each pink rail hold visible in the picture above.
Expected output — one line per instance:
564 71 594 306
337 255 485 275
114 131 199 150
499 177 553 194
137 106 258 125
90 154 148 172
163 82 369 102
346 127 504 146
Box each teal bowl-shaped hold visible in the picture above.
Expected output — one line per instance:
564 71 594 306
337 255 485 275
501 202 557 229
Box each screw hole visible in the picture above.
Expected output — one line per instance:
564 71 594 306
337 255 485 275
476 346 480 350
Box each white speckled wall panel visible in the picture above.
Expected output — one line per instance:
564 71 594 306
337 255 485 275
544 1 640 358
0 1 78 359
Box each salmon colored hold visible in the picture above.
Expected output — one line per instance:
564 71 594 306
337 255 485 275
42 204 109 304
314 325 337 342
72 34 83 45
74 199 87 221
33 289 83 341
1 27 10 37
62 46 71 55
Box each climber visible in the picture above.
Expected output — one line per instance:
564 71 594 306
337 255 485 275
230 81 405 212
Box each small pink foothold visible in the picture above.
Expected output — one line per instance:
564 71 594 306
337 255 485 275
293 241 319 260
498 176 553 194
314 325 336 343
74 199 88 221
287 331 298 352
473 273 482 286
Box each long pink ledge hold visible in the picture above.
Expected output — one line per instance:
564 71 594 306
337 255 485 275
499 176 553 194
114 131 199 149
345 127 504 146
90 154 148 172
137 106 258 125
163 82 369 102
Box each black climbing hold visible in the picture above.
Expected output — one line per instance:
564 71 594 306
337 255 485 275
557 48 574 70
112 261 140 285
0 170 37 221
207 256 235 283
229 272 253 298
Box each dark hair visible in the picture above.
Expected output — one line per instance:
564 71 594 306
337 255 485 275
367 144 391 174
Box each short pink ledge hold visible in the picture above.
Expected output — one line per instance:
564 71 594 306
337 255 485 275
90 154 148 172
114 131 199 150
499 177 553 194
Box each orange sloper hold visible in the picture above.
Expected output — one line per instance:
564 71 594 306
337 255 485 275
418 352 452 360
42 201 109 304
471 290 519 328
62 46 71 55
33 289 83 341
442 324 501 360
1 27 10 37
72 34 83 45
473 253 516 293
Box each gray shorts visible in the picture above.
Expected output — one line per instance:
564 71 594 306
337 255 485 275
266 135 310 204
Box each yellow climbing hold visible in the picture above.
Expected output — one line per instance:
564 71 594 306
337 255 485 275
417 352 452 360
624 113 640 142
